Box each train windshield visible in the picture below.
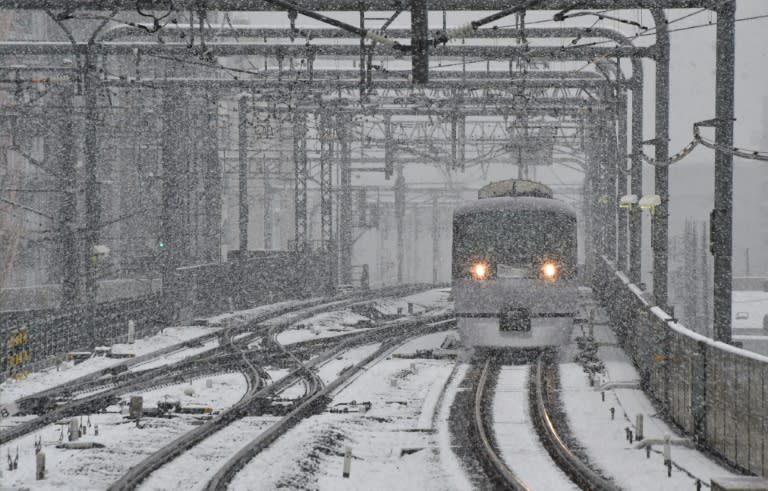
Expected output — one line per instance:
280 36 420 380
452 209 577 277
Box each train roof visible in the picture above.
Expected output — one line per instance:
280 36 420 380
478 179 553 199
454 196 577 219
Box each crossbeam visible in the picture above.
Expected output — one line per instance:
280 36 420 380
1 1 721 10
0 41 654 60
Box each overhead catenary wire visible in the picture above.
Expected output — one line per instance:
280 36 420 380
636 121 768 167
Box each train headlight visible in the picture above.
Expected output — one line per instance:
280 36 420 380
540 261 558 280
470 261 490 280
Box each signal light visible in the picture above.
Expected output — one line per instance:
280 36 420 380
470 261 490 280
540 261 558 280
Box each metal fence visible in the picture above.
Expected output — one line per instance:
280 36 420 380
593 256 767 479
1 295 162 376
1 251 334 377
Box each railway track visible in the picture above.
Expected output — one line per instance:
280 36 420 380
108 314 454 491
12 284 438 411
203 316 456 491
2 284 441 446
469 354 618 491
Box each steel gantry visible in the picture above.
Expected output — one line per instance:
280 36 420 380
0 0 737 342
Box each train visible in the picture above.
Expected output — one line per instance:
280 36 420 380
452 179 578 351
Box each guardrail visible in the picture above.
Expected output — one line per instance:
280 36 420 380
593 255 768 479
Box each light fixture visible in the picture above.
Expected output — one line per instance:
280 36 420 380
540 261 559 280
639 194 661 214
619 194 639 209
470 261 490 280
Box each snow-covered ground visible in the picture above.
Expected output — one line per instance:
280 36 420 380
316 344 382 386
560 317 741 490
1 299 324 405
128 338 220 372
202 298 309 327
493 365 579 490
276 309 372 345
372 288 452 316
229 330 464 491
8 287 753 490
137 417 280 491
276 288 452 346
0 372 247 490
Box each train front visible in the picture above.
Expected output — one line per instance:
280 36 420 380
452 197 578 351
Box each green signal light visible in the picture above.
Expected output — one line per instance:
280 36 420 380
158 240 166 250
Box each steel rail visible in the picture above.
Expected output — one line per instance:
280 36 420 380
12 283 436 412
203 316 456 491
472 358 532 491
109 313 454 490
531 356 619 491
3 284 441 444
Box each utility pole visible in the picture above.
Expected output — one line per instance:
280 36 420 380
629 69 644 285
651 8 670 309
712 0 736 343
411 0 429 84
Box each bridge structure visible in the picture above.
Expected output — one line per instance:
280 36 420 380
0 0 766 480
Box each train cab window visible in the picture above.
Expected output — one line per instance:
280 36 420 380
452 208 577 279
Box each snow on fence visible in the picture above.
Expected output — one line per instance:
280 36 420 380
593 256 768 479
1 295 162 376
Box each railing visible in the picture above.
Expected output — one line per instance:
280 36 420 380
593 255 768 479
1 295 162 376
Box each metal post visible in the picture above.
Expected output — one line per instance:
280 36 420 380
701 223 711 335
203 91 221 262
411 0 429 84
57 83 79 306
293 111 308 252
583 146 594 275
629 68 644 285
412 207 419 282
604 103 618 261
712 1 735 344
395 166 405 284
263 154 272 251
431 194 439 285
651 8 670 309
238 96 248 253
82 45 100 346
320 111 335 293
617 92 629 271
160 90 184 324
359 3 365 98
339 115 353 285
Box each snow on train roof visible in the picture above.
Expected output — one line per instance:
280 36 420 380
453 196 577 218
478 179 553 199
